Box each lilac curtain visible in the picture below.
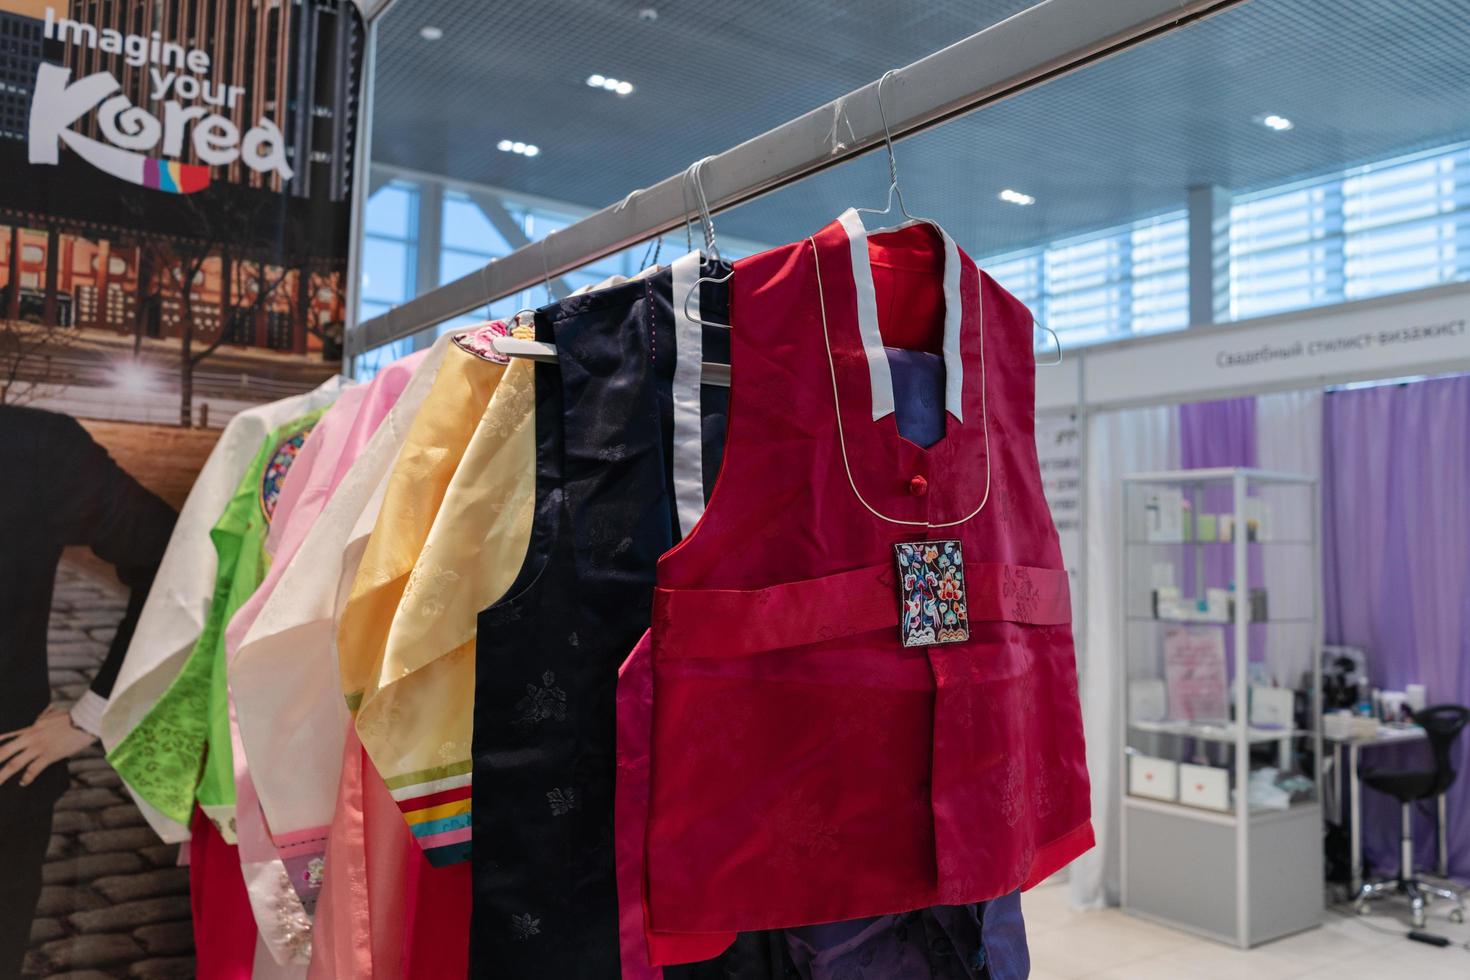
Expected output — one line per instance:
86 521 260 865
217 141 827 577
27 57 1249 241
1323 375 1470 880
1178 398 1265 677
1179 398 1258 471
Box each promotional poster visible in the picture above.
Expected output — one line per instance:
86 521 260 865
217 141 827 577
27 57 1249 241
0 2 361 976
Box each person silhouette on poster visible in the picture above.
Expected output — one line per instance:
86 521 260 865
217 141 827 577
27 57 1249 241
0 405 176 978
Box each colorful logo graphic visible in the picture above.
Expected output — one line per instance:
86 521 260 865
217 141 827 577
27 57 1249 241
26 8 295 194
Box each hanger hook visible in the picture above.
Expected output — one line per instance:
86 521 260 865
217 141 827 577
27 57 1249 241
856 69 925 224
1036 321 1063 366
500 308 537 339
693 157 722 263
681 162 697 253
875 69 912 220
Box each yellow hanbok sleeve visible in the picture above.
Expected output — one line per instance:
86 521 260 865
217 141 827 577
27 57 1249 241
361 359 536 864
337 343 502 862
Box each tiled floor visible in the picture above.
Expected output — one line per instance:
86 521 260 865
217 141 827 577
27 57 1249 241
1023 880 1470 979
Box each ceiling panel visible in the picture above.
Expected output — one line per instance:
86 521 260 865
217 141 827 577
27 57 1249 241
372 0 1470 256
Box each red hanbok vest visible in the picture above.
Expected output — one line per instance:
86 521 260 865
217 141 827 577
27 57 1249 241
644 210 1093 941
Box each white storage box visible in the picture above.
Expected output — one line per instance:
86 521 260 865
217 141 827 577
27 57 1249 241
1129 754 1178 801
1179 763 1231 811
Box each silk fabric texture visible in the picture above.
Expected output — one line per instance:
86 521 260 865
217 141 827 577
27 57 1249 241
230 343 442 857
366 350 537 863
319 335 525 980
642 211 1093 943
226 336 447 980
100 377 347 842
470 259 728 978
108 405 330 837
223 354 422 968
110 404 330 980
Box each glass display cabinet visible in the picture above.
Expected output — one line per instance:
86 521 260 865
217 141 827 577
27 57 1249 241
1120 468 1323 947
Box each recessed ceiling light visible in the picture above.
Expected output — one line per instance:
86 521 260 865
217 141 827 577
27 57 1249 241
1260 113 1293 131
522 145 540 157
497 139 539 158
999 188 1035 206
587 73 634 96
419 25 443 41
497 139 513 151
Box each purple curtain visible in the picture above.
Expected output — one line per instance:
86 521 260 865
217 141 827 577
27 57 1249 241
1178 398 1263 676
1180 398 1258 471
1323 375 1470 880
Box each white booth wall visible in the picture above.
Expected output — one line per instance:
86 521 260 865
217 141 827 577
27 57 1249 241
1039 280 1467 907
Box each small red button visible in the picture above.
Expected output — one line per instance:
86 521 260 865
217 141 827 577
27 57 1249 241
908 475 928 497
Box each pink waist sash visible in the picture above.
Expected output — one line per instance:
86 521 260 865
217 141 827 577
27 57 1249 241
653 560 1070 659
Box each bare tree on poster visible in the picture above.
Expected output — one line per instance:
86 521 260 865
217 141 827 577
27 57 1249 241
0 223 78 406
300 263 346 360
124 189 300 426
0 318 78 406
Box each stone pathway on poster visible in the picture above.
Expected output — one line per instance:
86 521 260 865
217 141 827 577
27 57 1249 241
24 560 195 980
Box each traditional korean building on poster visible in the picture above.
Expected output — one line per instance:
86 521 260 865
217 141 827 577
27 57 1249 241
0 0 361 427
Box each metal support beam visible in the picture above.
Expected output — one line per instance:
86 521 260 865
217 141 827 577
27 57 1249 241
1187 184 1231 325
367 169 393 197
341 9 379 371
411 179 445 350
353 0 1249 352
362 0 402 23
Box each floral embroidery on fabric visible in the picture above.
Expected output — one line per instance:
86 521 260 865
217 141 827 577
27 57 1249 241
1003 565 1040 621
995 474 1016 526
437 739 469 763
403 560 461 618
304 857 325 888
546 787 580 816
773 791 840 863
894 540 970 647
513 671 567 732
510 913 542 940
452 320 511 362
270 863 314 963
1001 758 1026 827
1032 757 1057 820
483 601 524 628
259 425 315 523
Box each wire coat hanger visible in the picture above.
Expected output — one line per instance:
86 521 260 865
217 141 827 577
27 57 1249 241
854 69 937 229
857 70 1064 368
1036 322 1063 365
681 157 734 329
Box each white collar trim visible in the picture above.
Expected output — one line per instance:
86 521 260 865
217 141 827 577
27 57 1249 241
834 208 964 422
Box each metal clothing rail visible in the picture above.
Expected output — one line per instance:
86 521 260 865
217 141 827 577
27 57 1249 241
348 0 1249 357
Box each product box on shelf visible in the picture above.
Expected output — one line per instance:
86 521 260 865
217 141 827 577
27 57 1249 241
1129 753 1179 802
1129 679 1169 723
1250 685 1295 730
1179 763 1231 811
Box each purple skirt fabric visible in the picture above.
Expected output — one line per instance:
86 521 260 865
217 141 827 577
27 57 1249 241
782 891 1028 980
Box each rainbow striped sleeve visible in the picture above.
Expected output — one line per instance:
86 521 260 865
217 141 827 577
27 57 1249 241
385 760 472 866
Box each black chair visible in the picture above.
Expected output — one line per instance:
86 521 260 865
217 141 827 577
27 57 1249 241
1354 704 1469 927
